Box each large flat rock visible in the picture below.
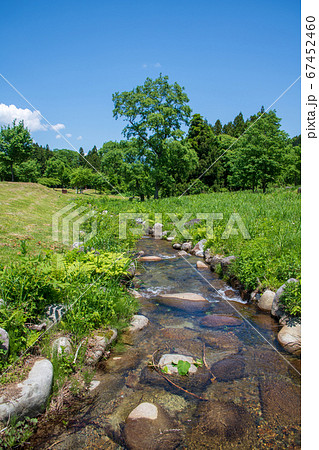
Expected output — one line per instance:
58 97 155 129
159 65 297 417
157 292 211 312
139 255 162 262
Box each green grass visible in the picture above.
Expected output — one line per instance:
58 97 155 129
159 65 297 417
84 187 301 292
0 182 137 378
0 182 108 265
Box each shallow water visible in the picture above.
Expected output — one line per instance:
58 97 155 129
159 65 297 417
32 238 301 449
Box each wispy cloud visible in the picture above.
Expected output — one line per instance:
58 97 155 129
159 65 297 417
0 103 66 134
66 133 72 138
77 135 83 140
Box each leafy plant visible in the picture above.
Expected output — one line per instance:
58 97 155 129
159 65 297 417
279 280 301 317
0 416 38 448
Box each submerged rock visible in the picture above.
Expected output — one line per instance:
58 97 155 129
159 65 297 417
193 400 253 441
0 359 53 421
177 250 189 257
124 402 181 450
200 314 243 328
201 331 241 353
140 363 211 393
129 314 149 332
259 379 301 426
157 292 211 312
224 289 236 299
158 354 198 374
211 354 247 381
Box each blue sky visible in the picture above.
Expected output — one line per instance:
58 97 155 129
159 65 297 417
0 0 300 152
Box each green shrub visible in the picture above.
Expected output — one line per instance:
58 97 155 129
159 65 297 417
279 280 301 317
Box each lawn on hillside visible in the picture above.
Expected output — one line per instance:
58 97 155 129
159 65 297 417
0 182 107 264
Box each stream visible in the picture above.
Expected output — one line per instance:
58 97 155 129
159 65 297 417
31 238 301 449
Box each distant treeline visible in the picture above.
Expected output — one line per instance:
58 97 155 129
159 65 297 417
0 108 300 198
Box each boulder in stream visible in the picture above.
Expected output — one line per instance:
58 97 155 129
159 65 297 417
129 314 149 332
157 292 211 312
172 243 182 250
196 260 209 270
257 289 275 312
277 322 301 355
177 250 189 257
191 239 207 257
124 402 181 450
158 354 198 374
139 255 163 262
181 242 192 252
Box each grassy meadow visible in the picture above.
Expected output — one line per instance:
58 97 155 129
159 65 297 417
0 183 301 385
88 187 301 292
0 182 115 265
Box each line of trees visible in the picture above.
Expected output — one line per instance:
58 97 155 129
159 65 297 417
0 75 300 198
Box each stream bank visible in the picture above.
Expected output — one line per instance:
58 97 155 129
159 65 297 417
29 237 301 449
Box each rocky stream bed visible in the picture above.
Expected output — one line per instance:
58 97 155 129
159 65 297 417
28 237 301 449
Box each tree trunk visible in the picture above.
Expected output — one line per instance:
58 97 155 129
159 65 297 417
140 193 145 202
11 163 14 182
154 180 159 199
262 181 266 193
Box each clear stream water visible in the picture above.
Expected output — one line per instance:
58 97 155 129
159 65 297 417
31 238 301 449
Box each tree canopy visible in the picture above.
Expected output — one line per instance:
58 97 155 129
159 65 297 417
113 74 192 198
0 120 33 181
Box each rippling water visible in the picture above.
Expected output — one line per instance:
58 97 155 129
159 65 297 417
32 238 301 449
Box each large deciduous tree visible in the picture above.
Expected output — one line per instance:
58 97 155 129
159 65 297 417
112 74 192 198
0 120 33 181
227 110 287 193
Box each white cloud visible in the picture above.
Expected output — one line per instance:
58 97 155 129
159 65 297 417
142 63 148 68
51 123 65 132
56 135 61 139
66 133 72 138
77 135 83 140
0 103 66 134
154 62 161 68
